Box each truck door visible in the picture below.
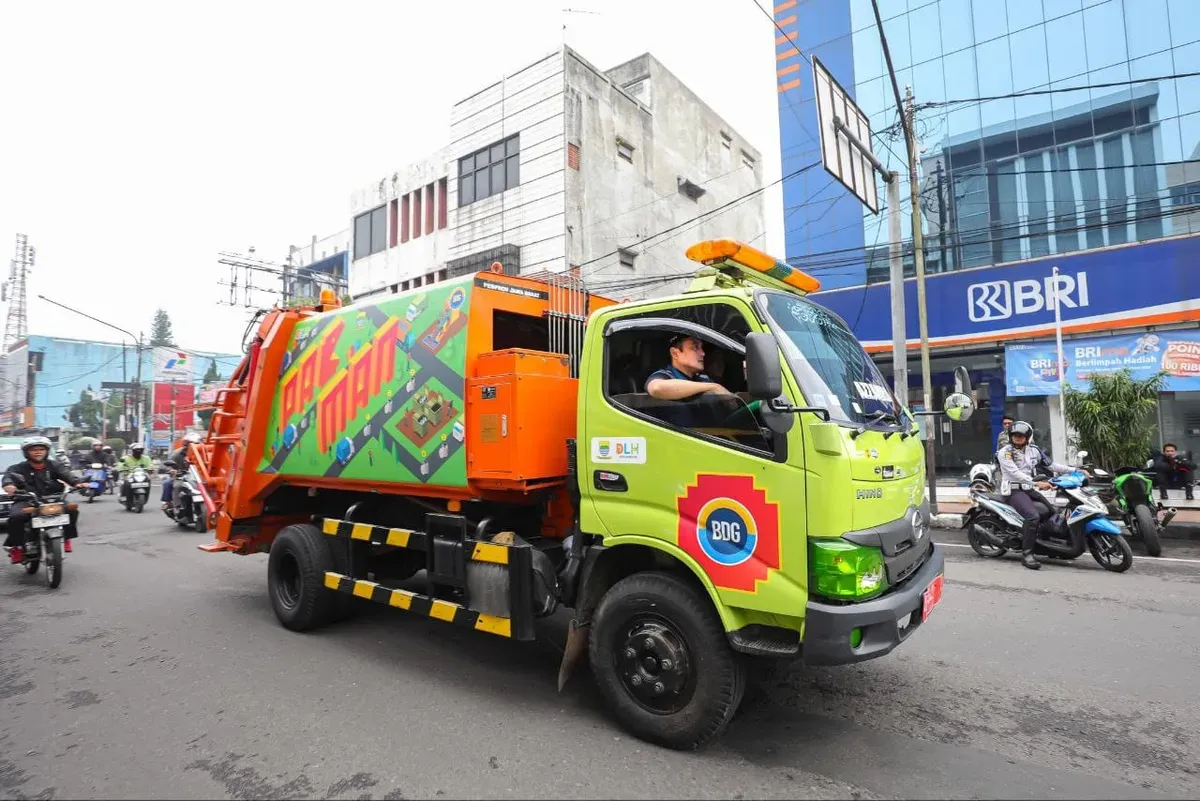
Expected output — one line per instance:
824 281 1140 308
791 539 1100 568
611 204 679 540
580 299 805 608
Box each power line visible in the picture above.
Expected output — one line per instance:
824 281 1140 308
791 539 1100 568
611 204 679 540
578 160 822 281
920 71 1200 109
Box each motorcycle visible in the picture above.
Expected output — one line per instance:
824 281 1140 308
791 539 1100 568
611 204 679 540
121 467 151 514
2 478 76 589
162 465 209 533
1110 460 1173 558
81 463 107 503
963 467 1133 572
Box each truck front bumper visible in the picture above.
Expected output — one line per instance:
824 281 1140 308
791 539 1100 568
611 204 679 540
801 542 945 667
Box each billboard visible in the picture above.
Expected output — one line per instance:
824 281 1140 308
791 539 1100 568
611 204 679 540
153 346 193 383
1005 329 1200 396
259 276 471 488
151 383 195 431
809 236 1200 350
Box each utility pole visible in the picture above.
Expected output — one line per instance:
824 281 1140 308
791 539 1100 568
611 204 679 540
904 85 938 514
888 171 907 398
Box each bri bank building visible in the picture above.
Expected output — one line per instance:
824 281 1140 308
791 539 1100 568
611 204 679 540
773 0 1200 474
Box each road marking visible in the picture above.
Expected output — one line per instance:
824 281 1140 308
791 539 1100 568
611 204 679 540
937 540 1200 565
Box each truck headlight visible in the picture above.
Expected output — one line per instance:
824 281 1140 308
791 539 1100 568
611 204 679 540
810 539 887 600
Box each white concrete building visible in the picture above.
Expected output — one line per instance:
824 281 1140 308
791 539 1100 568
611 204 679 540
348 45 764 301
285 230 350 303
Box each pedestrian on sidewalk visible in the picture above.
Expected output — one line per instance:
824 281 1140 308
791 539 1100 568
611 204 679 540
1155 444 1195 501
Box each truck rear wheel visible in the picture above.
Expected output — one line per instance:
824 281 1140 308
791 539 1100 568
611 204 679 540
589 571 745 750
268 523 345 631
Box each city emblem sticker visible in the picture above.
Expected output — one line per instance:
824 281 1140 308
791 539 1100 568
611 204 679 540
677 474 780 593
591 436 646 464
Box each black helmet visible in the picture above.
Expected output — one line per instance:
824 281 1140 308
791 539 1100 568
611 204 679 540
21 435 52 458
1010 421 1033 439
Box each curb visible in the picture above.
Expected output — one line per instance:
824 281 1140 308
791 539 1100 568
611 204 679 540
932 511 1200 541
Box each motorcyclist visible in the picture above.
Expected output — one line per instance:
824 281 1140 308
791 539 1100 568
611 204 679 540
997 421 1088 570
119 444 153 502
54 449 71 467
3 436 88 563
161 433 203 513
79 442 112 469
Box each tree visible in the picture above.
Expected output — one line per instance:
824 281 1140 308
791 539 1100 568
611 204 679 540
150 308 177 347
67 387 104 435
1063 368 1165 473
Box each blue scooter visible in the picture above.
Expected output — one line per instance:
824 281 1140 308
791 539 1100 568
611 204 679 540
82 462 107 503
963 468 1133 572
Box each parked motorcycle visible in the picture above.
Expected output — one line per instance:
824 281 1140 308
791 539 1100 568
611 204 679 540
121 467 151 514
1110 461 1173 558
81 463 107 503
162 465 208 533
2 478 76 589
963 468 1133 572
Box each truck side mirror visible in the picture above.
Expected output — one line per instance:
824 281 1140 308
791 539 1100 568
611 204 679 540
745 333 782 400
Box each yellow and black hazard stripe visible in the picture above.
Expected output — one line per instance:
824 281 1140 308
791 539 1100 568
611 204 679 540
319 517 511 566
320 518 428 550
323 572 513 638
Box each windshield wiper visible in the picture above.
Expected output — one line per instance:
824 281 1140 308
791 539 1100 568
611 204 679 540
863 410 904 439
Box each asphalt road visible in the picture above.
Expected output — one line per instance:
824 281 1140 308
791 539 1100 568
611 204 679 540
3 498 1199 800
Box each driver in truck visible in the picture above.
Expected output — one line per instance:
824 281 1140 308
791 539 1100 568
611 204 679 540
645 333 732 400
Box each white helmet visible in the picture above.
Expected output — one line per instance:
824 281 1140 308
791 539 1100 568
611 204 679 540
183 432 204 444
21 435 52 458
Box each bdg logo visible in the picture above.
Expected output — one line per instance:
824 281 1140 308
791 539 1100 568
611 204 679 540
967 272 1090 322
696 497 758 566
597 440 611 458
677 474 780 593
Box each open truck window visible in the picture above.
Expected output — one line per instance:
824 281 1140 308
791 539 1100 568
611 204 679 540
602 302 773 456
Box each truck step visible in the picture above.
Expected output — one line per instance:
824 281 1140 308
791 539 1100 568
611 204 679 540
323 572 513 638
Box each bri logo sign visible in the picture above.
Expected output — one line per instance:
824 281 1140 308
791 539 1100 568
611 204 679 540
967 271 1090 322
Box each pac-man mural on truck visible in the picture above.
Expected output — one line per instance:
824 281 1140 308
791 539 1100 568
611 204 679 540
259 277 472 487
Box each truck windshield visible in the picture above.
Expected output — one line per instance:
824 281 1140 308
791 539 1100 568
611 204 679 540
757 290 906 428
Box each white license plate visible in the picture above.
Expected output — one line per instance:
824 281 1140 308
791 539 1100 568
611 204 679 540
130 482 149 488
33 514 70 528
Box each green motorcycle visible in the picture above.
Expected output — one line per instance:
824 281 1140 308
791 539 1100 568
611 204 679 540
1110 463 1174 558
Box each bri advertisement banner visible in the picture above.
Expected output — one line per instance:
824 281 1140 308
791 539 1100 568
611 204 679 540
1005 329 1200 396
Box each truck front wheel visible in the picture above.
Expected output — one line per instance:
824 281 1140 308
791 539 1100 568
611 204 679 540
589 571 746 750
268 523 343 631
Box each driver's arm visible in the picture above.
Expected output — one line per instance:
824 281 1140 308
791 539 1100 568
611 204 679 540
645 372 729 400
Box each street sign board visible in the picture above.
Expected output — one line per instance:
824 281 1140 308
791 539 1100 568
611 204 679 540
101 381 139 390
812 55 880 214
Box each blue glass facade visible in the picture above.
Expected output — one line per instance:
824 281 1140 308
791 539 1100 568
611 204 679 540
776 0 1200 293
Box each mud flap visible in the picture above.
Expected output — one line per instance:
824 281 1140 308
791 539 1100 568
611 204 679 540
557 619 590 692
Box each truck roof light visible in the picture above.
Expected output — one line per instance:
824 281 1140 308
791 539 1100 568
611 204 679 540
319 288 341 308
685 239 821 294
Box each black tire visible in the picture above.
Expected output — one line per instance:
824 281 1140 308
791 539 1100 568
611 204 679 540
24 558 39 575
589 571 745 750
135 500 144 514
1089 533 1134 573
195 506 208 534
1134 504 1161 557
267 523 344 631
44 538 62 589
967 515 1008 558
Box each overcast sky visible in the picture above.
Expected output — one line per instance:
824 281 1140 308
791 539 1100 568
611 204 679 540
0 0 786 356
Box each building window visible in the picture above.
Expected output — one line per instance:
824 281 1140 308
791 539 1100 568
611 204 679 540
567 142 580 171
425 183 435 235
618 247 637 269
617 138 634 163
401 194 410 243
1171 182 1200 207
438 268 448 281
720 131 732 150
401 280 410 291
458 134 520 206
413 190 422 239
353 205 387 261
389 199 399 248
740 149 756 169
437 178 448 229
